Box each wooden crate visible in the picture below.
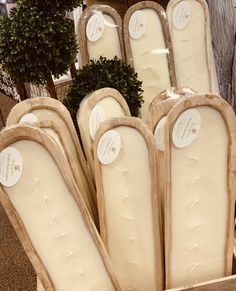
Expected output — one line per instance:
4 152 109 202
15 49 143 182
37 274 236 290
166 275 236 291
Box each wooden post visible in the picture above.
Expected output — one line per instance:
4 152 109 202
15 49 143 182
15 80 29 100
45 76 57 99
70 63 77 80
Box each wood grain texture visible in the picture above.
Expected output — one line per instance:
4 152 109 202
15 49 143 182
164 94 236 288
77 4 125 66
149 87 196 111
166 274 236 291
77 87 131 178
128 0 170 10
87 0 129 18
37 277 45 291
93 116 164 290
0 124 121 291
6 97 98 226
167 0 218 93
123 1 177 87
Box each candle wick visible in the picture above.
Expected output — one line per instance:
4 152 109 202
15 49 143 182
189 263 200 272
120 194 129 200
125 237 136 241
63 252 75 259
119 168 128 174
186 156 199 162
52 232 66 239
30 178 39 190
127 286 136 290
123 216 133 221
127 261 136 266
188 177 200 187
186 223 200 230
187 199 199 209
72 270 84 278
187 244 199 251
48 215 57 226
41 196 48 209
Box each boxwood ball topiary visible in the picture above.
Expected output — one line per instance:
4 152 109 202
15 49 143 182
17 0 83 13
0 2 78 85
63 56 144 126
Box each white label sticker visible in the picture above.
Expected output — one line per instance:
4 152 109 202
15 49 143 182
97 130 121 165
89 105 106 140
172 2 191 30
86 12 105 42
0 147 23 187
19 113 38 126
154 116 167 151
172 109 201 148
129 11 146 40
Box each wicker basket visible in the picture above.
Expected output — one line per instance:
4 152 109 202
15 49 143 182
25 74 72 101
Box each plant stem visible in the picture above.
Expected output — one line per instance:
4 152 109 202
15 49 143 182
46 76 57 99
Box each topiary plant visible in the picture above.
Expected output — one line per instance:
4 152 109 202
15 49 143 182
63 56 144 128
19 0 83 13
0 0 79 99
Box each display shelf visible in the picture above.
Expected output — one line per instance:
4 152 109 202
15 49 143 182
37 273 236 290
166 275 236 291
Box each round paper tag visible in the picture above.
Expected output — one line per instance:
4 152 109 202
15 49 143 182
86 12 105 42
154 116 167 151
172 2 191 30
172 109 201 148
129 11 146 40
97 130 121 165
89 105 106 140
0 147 23 187
19 113 38 126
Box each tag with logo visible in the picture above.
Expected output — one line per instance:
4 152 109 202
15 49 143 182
0 147 23 187
97 130 121 165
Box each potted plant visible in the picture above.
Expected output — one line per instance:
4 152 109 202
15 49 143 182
0 0 82 99
63 56 144 130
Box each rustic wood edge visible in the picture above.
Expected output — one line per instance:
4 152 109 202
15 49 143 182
164 94 236 288
77 87 131 177
0 124 122 291
166 274 236 291
93 116 164 290
149 87 197 112
123 0 177 86
6 97 96 206
77 4 125 66
6 98 98 225
166 0 217 92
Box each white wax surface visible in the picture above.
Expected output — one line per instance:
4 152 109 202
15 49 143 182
96 96 125 118
5 140 115 291
31 109 91 201
87 14 122 61
89 96 126 143
129 8 171 120
101 126 157 290
170 106 228 287
32 109 77 165
168 0 215 92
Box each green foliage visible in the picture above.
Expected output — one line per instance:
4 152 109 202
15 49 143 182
0 1 78 85
17 0 83 13
63 56 144 127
